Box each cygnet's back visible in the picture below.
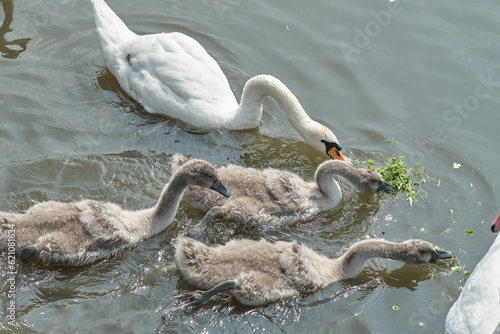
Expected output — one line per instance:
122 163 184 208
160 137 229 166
0 158 229 265
172 154 393 227
176 237 454 306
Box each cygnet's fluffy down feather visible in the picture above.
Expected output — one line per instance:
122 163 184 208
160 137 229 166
172 154 393 227
176 237 454 306
0 158 229 265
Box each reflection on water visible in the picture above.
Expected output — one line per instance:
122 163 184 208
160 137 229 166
0 0 30 59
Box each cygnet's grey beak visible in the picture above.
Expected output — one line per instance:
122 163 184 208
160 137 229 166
378 180 395 192
211 179 230 198
431 249 454 261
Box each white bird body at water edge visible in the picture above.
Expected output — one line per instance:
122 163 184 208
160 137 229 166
90 0 351 162
445 214 500 334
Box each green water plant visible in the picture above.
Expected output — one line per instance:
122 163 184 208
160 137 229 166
361 149 435 206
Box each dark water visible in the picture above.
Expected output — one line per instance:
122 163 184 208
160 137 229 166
1 0 499 332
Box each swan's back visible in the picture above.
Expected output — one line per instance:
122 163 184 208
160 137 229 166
445 232 500 333
91 0 239 128
123 33 238 123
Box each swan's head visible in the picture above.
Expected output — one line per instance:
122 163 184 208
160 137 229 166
321 140 352 165
355 169 395 192
491 213 500 233
291 117 351 164
301 121 352 164
399 239 454 264
176 159 230 198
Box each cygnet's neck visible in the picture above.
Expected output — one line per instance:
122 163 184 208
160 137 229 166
332 240 411 280
146 175 188 238
315 161 360 205
231 75 317 136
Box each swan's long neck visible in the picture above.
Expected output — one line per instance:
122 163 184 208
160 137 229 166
332 240 408 280
146 176 187 238
91 0 137 49
233 75 318 135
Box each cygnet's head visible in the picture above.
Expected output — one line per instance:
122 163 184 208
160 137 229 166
399 239 454 265
354 168 395 193
176 159 230 198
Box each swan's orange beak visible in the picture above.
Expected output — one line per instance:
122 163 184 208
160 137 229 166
327 147 353 165
491 213 500 233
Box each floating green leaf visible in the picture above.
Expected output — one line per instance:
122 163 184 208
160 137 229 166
465 229 474 236
392 305 399 311
365 154 434 205
367 159 374 169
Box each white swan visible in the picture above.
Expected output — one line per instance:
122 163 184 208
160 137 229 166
171 154 393 227
90 0 351 162
445 214 500 334
0 158 229 266
176 237 454 306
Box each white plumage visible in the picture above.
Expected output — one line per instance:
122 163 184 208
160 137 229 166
445 214 500 334
90 0 351 161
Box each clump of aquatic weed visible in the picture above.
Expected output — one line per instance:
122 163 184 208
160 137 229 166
358 142 437 206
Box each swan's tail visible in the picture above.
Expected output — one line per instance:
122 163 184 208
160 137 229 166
171 154 189 174
91 0 136 46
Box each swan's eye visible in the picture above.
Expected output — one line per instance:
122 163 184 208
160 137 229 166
321 140 342 153
321 140 343 159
